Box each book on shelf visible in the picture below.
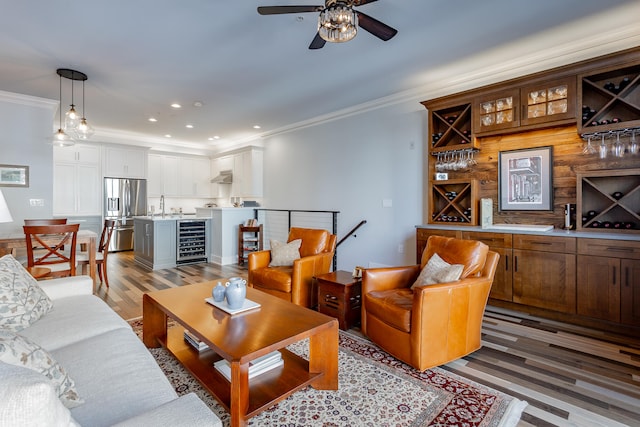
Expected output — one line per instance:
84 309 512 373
214 350 283 381
183 329 209 352
243 218 259 227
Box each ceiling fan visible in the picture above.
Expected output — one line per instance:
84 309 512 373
257 0 397 49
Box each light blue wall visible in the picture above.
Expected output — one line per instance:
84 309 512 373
0 97 55 235
261 102 427 270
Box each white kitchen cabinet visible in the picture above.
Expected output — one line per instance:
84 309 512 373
53 144 101 216
179 157 211 198
148 154 179 197
104 145 147 178
229 147 263 198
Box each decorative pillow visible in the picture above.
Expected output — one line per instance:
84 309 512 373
0 330 84 408
411 253 464 288
269 239 302 267
0 361 80 426
0 255 53 332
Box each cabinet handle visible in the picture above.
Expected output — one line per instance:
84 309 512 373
606 247 632 253
505 255 508 271
613 267 616 285
626 267 629 287
514 256 518 273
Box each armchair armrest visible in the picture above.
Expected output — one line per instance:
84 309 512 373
248 250 271 270
290 251 334 307
362 265 421 294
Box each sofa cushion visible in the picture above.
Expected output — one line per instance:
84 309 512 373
53 328 178 427
269 239 301 267
251 266 293 292
411 253 463 288
365 288 413 333
0 254 53 332
0 330 83 408
20 295 130 351
0 361 80 427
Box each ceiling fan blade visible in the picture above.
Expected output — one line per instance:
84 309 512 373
351 0 378 6
257 5 323 15
356 11 397 41
309 32 326 50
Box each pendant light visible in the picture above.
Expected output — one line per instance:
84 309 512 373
53 72 74 146
55 68 92 143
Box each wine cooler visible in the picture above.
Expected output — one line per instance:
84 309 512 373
176 220 207 265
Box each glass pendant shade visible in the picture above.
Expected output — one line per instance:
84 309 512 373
318 2 358 43
53 128 74 146
75 117 94 140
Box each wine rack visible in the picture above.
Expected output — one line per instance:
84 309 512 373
429 103 478 152
576 168 640 233
428 179 477 225
578 62 640 134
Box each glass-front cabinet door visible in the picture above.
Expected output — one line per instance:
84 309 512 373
520 77 576 126
473 88 520 134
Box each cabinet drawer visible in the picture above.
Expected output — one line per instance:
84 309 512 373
461 231 512 248
577 239 640 259
513 234 576 253
417 228 461 240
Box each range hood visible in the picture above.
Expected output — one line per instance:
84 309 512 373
210 169 232 184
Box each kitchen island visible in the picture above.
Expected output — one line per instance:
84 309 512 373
133 216 211 270
195 207 256 265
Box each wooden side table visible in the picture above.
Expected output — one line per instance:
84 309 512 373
316 270 361 330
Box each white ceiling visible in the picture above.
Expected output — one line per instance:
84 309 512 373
1 1 639 154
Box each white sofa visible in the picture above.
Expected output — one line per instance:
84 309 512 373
0 260 221 427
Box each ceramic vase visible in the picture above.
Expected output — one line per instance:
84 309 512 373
225 277 246 309
212 282 226 302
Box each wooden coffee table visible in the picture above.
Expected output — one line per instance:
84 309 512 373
143 282 339 427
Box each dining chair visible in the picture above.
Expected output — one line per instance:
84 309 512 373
23 223 80 279
78 219 116 287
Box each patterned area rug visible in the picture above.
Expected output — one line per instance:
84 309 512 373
130 319 526 426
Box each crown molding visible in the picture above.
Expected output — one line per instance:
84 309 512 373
0 90 58 111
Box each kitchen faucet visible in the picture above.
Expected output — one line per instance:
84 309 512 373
160 195 165 218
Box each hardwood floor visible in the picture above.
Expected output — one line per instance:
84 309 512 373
99 252 640 426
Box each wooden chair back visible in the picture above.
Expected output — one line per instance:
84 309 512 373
98 219 117 253
24 218 68 225
23 224 79 277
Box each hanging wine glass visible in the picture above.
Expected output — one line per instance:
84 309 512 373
598 133 608 159
582 135 596 155
613 132 624 158
630 130 639 155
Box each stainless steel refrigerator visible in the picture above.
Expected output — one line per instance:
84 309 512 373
104 177 147 251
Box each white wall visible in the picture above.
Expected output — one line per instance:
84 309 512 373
0 94 56 235
261 102 426 270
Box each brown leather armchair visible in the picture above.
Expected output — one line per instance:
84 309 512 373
361 235 499 371
248 227 337 308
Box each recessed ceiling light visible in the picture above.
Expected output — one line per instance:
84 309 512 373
186 124 194 129
253 125 261 129
148 117 157 122
170 103 181 109
164 134 171 138
208 136 221 141
193 101 204 107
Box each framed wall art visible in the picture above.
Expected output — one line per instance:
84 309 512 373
498 146 552 211
0 164 29 188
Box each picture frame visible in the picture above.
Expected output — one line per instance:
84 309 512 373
0 164 29 188
498 146 552 211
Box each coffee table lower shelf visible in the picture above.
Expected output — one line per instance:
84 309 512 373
161 326 322 418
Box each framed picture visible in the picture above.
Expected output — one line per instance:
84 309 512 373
0 164 29 187
498 146 552 211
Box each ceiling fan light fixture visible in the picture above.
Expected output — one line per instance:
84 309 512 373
318 2 358 43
